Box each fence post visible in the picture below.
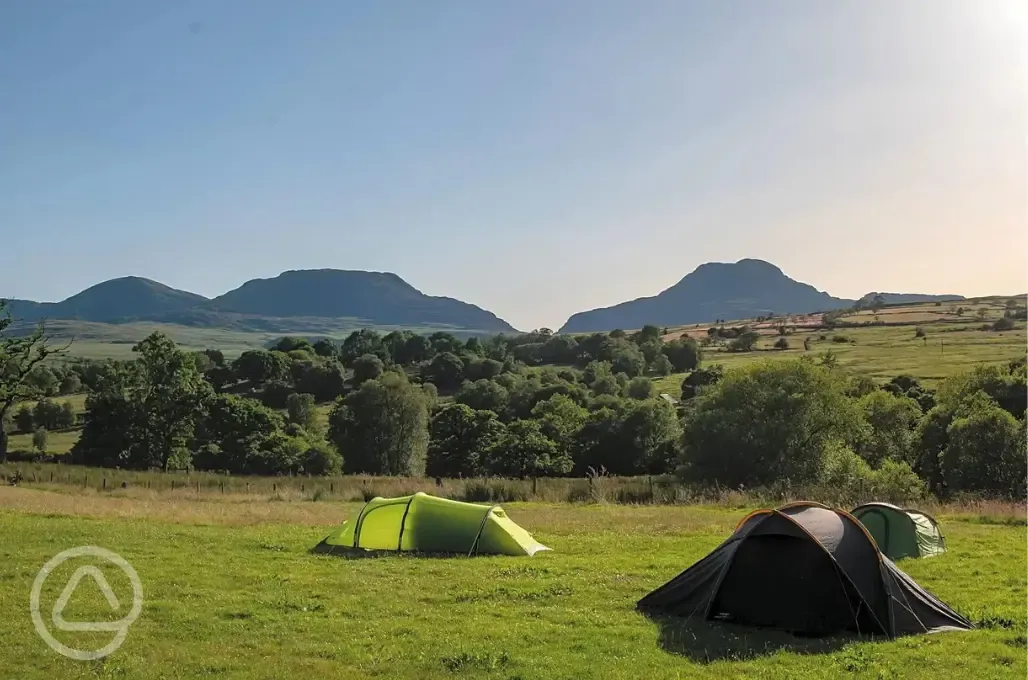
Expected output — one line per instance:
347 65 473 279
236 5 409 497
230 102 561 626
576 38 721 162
273 483 276 492
50 472 53 482
171 480 175 491
102 478 106 490
84 476 87 488
301 484 305 493
532 477 538 496
246 482 249 493
196 480 200 493
330 482 333 493
220 481 224 494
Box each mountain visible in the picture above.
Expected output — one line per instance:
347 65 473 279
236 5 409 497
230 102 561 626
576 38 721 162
8 277 209 324
206 269 515 332
5 270 517 334
558 259 964 333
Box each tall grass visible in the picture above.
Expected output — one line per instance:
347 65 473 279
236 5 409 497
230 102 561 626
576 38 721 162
1 461 1023 521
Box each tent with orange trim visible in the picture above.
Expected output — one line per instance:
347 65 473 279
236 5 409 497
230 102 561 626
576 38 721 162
636 501 972 637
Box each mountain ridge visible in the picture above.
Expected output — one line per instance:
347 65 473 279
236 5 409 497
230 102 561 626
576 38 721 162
6 269 518 334
3 261 966 337
557 259 964 333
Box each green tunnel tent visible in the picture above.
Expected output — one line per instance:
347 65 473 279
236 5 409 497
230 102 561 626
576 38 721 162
312 492 551 557
851 503 946 561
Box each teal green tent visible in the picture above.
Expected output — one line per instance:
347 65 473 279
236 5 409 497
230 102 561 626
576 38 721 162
312 492 550 557
851 502 946 560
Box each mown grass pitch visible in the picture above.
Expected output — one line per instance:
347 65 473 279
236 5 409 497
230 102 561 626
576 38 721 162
0 489 1023 679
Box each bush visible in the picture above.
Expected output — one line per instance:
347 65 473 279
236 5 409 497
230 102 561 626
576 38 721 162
991 317 1015 332
914 327 925 338
832 335 851 344
32 427 48 453
302 441 343 475
773 337 789 350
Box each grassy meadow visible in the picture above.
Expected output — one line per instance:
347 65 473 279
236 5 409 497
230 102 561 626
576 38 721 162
653 297 1026 394
0 488 1023 679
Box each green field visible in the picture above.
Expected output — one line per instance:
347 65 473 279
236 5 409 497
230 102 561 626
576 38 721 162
654 298 1026 395
0 488 1023 679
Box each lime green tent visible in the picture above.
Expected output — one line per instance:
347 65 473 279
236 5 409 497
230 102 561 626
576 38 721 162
851 502 946 561
312 492 550 557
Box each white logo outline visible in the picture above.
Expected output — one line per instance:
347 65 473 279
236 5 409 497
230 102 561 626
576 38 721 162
30 546 143 660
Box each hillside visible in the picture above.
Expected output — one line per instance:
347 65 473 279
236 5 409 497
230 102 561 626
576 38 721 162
8 277 209 323
206 269 514 332
5 269 517 335
559 259 964 333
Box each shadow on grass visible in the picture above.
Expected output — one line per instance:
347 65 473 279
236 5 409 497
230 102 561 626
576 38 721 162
309 543 493 560
643 614 861 663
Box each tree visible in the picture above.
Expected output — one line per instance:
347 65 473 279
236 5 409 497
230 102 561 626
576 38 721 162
232 350 287 385
663 337 702 372
726 331 760 353
610 343 647 378
680 360 865 487
531 393 588 447
941 400 1025 497
14 404 34 433
626 377 655 400
32 427 48 454
773 337 790 350
455 379 509 413
854 390 921 466
352 353 385 384
680 365 724 400
650 354 673 376
339 329 383 366
193 394 285 473
0 300 66 462
427 404 505 478
302 441 343 475
58 401 76 428
59 373 81 395
424 352 465 390
73 332 212 471
286 392 318 431
485 419 570 479
312 339 338 358
327 372 429 476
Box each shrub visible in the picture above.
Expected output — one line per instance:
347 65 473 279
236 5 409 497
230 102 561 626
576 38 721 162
991 317 1015 332
831 335 851 344
914 327 925 338
773 337 790 350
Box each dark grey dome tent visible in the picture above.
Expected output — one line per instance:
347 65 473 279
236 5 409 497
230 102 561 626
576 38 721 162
637 502 972 638
851 502 946 561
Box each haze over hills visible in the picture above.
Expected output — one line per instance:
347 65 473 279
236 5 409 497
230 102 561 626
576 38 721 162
557 259 964 333
3 260 967 338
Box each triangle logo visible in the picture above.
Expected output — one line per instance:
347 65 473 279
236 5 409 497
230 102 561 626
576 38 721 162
51 566 124 632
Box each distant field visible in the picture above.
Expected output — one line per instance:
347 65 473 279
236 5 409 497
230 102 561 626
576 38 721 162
15 319 492 360
654 296 1026 395
0 488 1023 679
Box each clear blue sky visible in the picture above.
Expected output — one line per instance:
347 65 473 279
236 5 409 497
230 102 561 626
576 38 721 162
1 1 1024 331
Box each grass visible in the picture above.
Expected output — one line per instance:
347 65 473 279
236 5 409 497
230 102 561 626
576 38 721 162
655 298 1026 394
0 487 1023 679
21 319 493 360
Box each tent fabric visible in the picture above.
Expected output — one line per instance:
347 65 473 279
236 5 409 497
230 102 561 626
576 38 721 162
851 502 946 560
637 501 972 638
312 492 550 557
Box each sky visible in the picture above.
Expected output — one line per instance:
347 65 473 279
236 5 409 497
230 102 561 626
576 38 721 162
1 1 1025 332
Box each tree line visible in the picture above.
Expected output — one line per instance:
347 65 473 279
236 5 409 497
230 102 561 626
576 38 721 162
1 300 1025 499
